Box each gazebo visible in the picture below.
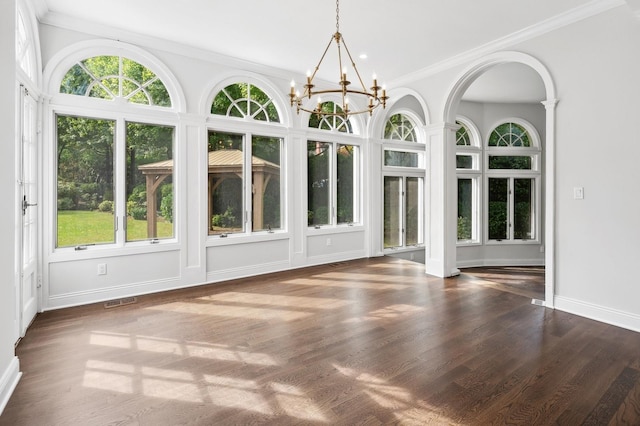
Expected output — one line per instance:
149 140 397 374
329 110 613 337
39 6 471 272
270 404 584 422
138 149 280 237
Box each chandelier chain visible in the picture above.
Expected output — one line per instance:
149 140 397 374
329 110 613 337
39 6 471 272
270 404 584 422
336 0 340 34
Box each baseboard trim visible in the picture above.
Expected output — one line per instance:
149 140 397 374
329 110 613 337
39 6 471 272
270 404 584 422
206 260 291 284
456 259 545 269
555 296 640 333
0 356 21 416
45 277 182 311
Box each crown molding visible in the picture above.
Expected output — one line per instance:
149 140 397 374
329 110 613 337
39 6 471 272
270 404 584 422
390 0 626 87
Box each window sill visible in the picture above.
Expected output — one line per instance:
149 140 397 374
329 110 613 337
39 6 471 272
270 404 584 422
306 224 365 235
457 240 482 247
206 230 290 247
50 239 180 262
484 239 541 246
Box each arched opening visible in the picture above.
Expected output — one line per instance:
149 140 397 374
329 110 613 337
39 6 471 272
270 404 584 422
443 51 557 307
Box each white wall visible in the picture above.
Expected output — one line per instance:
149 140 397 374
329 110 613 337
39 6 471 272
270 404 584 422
0 0 22 415
524 7 640 329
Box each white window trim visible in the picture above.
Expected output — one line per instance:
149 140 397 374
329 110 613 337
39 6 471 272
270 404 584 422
49 106 180 257
382 172 425 252
484 118 542 245
456 116 482 245
306 134 362 230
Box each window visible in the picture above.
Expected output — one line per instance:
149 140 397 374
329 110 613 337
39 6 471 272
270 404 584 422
308 102 351 132
382 112 424 250
307 142 358 227
208 82 283 236
60 55 171 107
54 55 176 249
456 118 481 244
306 101 359 227
486 121 540 242
384 113 417 141
16 8 37 81
56 116 175 248
212 83 279 122
384 176 424 249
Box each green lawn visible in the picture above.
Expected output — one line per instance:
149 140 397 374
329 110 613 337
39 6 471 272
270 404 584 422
57 210 173 247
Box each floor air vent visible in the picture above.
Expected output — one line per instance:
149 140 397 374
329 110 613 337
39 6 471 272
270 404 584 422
104 297 137 309
531 298 545 307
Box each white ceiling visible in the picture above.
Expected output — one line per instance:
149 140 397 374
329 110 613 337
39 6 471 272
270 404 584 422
32 0 627 103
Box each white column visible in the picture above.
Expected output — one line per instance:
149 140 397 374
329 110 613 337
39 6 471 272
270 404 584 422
542 99 558 308
424 122 459 278
179 113 208 285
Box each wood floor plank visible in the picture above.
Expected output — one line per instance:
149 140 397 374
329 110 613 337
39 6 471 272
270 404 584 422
1 257 639 425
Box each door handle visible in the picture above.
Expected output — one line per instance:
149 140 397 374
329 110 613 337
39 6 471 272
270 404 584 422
22 196 37 215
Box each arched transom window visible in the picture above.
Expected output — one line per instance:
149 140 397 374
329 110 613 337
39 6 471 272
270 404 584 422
456 121 471 146
384 113 417 142
16 9 36 81
211 83 280 122
308 102 353 133
488 122 531 147
60 56 172 107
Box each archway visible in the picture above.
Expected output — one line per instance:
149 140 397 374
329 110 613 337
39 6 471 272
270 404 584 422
442 51 557 308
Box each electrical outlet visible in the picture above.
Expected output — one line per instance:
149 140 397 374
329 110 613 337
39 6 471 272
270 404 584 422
326 238 332 246
97 263 107 275
573 187 584 200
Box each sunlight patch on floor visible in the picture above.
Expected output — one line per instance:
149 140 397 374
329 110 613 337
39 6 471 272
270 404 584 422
283 277 410 290
146 300 312 321
89 331 280 366
83 360 135 394
272 384 328 423
343 304 425 324
200 291 351 310
333 363 461 425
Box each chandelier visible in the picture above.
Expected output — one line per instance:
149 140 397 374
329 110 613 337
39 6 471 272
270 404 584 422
289 0 388 118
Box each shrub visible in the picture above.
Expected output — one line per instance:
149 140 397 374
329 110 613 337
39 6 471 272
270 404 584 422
98 200 114 213
130 206 147 220
212 206 236 228
160 185 173 223
57 197 75 211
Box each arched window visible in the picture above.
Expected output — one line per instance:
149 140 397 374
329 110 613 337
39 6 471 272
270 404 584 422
308 102 352 133
486 120 540 242
59 56 172 107
488 122 531 147
455 118 481 244
207 81 283 236
211 82 279 122
53 51 178 250
382 112 424 250
384 113 417 142
16 7 37 82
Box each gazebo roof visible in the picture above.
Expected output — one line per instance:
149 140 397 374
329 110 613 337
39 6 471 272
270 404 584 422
138 149 279 174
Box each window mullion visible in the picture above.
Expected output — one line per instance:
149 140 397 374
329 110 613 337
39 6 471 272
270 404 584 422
331 142 337 225
244 133 251 234
508 177 514 241
115 118 127 246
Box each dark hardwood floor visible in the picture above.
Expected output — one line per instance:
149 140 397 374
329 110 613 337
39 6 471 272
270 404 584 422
2 257 639 425
460 266 545 301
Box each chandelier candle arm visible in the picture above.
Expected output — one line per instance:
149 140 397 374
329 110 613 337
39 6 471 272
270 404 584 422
288 0 388 118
